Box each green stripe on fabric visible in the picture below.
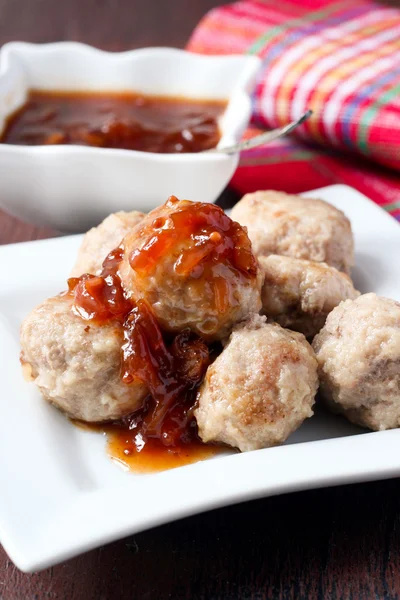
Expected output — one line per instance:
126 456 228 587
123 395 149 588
247 0 351 55
239 150 316 167
358 82 400 153
383 200 400 212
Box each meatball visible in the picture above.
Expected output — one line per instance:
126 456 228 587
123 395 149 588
231 190 354 273
260 255 359 338
194 315 318 451
312 293 400 430
70 210 145 277
118 196 263 340
20 294 147 422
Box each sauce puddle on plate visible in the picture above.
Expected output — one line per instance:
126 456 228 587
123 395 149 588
74 420 225 474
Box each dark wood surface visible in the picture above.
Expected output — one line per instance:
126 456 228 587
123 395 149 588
1 1 400 598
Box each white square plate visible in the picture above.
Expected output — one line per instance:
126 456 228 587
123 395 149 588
1 184 399 572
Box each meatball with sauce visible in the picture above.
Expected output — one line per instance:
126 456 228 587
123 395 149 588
313 293 400 431
260 255 359 338
231 190 354 274
118 196 264 341
20 294 147 422
194 315 318 451
70 210 145 277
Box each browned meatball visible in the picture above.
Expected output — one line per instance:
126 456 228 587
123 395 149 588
260 255 359 338
231 190 354 273
118 196 263 340
20 294 147 422
71 210 145 277
313 293 400 431
195 315 318 451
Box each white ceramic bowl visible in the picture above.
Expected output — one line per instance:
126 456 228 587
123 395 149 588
0 42 260 231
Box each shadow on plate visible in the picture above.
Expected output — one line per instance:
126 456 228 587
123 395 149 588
286 401 367 445
352 252 385 293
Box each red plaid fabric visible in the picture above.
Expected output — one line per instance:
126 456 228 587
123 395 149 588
187 0 400 221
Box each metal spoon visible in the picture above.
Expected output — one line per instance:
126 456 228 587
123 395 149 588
207 109 313 155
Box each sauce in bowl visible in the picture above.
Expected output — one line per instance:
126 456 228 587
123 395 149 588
0 90 226 153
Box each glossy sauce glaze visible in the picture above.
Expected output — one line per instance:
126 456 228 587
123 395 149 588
1 90 226 153
129 196 258 280
68 198 255 471
127 195 259 323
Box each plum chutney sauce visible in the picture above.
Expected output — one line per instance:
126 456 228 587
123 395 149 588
0 90 227 153
67 197 256 472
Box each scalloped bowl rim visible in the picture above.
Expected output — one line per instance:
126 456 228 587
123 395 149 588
0 42 262 161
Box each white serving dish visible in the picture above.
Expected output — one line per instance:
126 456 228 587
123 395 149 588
0 42 260 231
0 184 400 572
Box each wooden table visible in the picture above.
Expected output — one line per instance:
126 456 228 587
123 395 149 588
1 1 400 598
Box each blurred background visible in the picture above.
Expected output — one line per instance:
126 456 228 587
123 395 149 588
0 0 226 49
2 0 397 47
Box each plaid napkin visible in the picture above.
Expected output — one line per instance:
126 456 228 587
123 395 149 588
187 0 400 221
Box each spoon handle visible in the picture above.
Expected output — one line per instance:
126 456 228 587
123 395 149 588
208 109 313 155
